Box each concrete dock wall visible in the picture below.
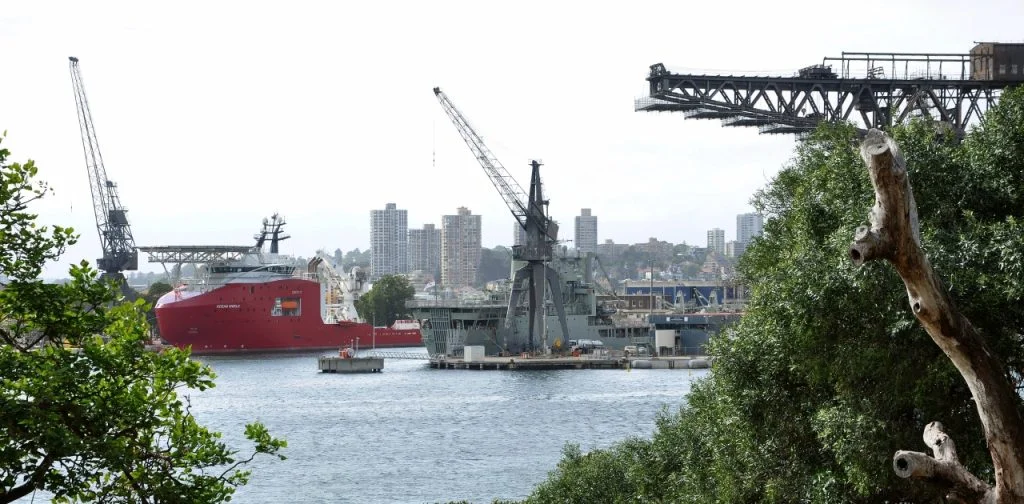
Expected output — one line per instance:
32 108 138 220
319 356 385 373
429 356 714 371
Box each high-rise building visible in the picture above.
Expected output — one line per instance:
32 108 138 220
707 228 725 256
574 208 598 254
441 207 482 288
513 222 527 247
370 203 408 280
736 213 764 244
726 240 746 258
408 223 441 280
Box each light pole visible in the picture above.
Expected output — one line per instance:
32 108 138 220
648 254 656 351
649 255 654 321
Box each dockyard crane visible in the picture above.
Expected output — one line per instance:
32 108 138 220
68 57 139 285
433 87 569 351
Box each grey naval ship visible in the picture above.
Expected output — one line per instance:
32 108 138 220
407 251 651 358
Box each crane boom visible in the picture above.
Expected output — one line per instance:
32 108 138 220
433 87 569 352
433 87 530 228
69 56 138 275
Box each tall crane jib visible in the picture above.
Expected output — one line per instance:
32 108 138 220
433 87 569 351
68 56 138 276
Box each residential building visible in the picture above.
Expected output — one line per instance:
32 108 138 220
441 207 482 288
574 208 598 254
726 240 746 258
736 213 764 244
701 252 733 281
636 237 673 260
369 203 408 280
408 223 441 280
707 228 725 256
597 239 629 258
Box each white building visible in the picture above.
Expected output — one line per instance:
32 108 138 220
736 213 764 244
574 208 598 254
706 228 725 256
408 223 441 280
441 207 482 288
370 203 408 280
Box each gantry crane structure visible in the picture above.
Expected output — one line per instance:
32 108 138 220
433 87 569 352
636 43 1024 138
68 56 139 288
137 214 288 286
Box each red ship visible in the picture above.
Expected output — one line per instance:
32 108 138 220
154 215 422 354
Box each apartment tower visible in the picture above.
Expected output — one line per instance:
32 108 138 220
369 203 408 280
441 207 482 288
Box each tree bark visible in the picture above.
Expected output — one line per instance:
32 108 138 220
0 454 53 504
893 422 992 503
849 129 1024 503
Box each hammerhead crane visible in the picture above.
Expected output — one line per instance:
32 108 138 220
433 87 569 352
69 56 138 286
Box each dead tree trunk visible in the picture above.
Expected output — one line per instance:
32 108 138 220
848 129 1024 504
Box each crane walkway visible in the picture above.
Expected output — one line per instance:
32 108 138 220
356 350 431 360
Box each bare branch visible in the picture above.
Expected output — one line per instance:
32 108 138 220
851 129 1024 502
893 451 991 503
893 423 992 503
0 454 55 503
925 421 958 463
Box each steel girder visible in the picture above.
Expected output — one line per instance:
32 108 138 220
636 70 1005 137
137 246 254 265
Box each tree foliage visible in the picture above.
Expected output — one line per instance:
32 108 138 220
478 246 512 286
519 88 1024 503
139 281 173 335
0 136 286 503
355 274 415 327
340 248 371 270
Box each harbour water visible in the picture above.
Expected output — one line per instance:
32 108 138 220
19 348 707 503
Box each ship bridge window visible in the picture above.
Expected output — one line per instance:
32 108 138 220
272 296 301 317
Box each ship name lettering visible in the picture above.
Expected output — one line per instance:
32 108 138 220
216 304 241 309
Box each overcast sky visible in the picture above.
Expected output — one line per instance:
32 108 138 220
2 0 1022 278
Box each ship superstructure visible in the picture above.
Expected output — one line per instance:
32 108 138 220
408 251 651 357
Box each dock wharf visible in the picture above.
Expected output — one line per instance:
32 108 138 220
318 355 385 373
428 355 713 371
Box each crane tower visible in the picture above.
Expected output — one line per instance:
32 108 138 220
433 87 569 351
68 56 139 284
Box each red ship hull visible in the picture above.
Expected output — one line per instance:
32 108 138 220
154 278 422 355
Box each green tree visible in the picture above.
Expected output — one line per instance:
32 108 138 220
342 248 371 269
355 274 415 327
0 136 286 503
140 281 173 337
521 89 1024 503
477 246 512 286
145 281 173 300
